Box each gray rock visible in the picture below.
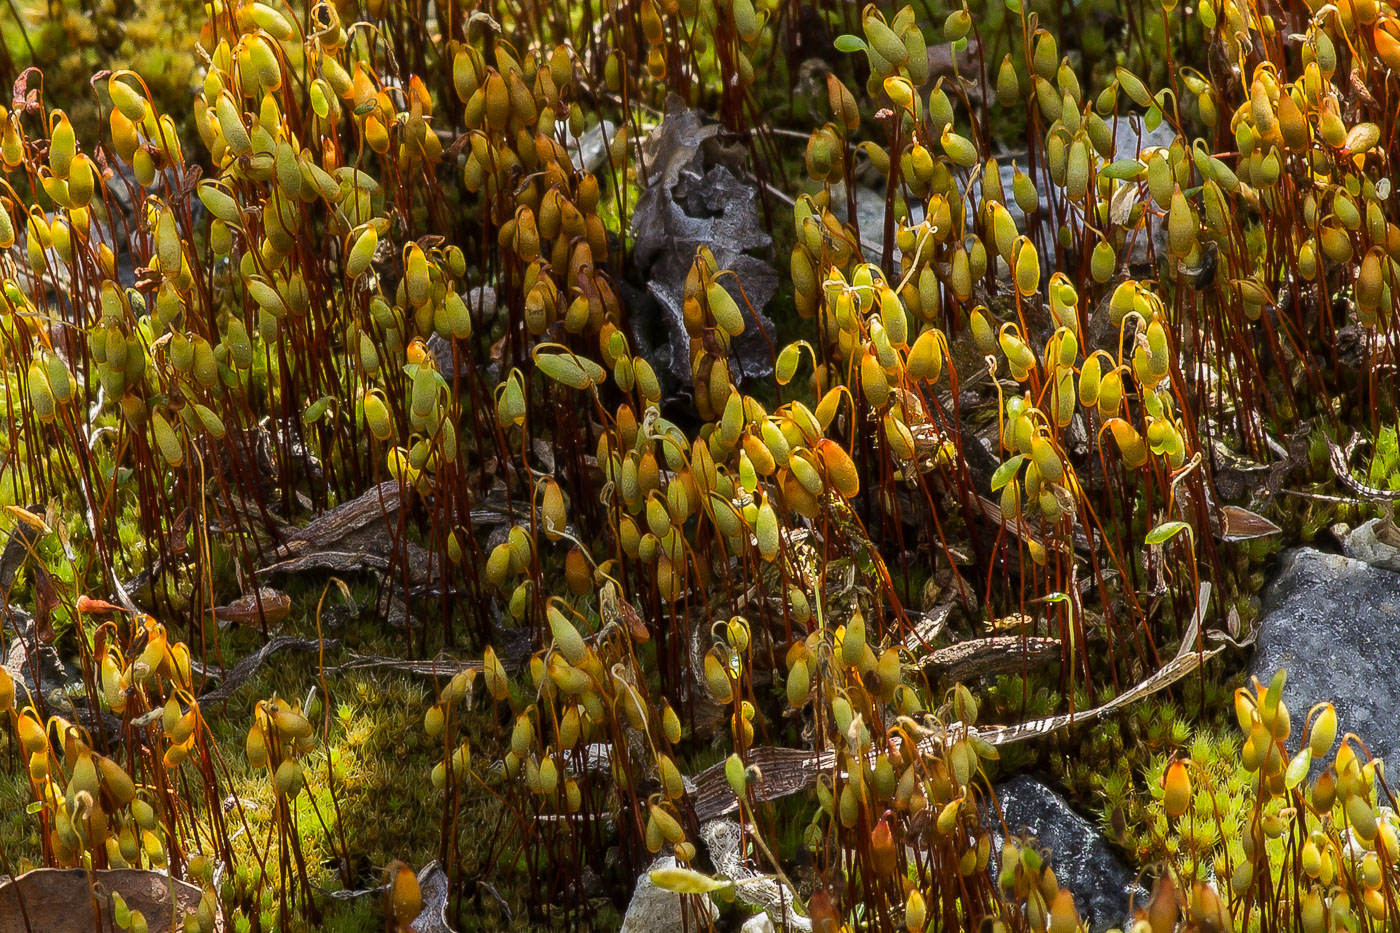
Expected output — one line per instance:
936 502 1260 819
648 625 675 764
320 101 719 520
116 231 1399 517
974 115 1176 270
1341 519 1400 573
426 286 495 383
988 775 1143 932
829 183 926 262
1251 547 1400 764
832 116 1176 280
620 856 718 933
563 119 617 174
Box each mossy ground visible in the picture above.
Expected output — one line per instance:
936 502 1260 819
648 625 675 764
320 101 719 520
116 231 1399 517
5 0 1400 926
0 569 550 930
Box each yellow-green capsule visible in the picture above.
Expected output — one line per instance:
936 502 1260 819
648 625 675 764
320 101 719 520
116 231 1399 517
786 658 811 708
245 276 287 318
906 328 944 382
996 55 1020 107
67 153 95 207
48 111 76 176
223 316 252 370
860 349 891 407
216 96 251 155
659 754 684 800
27 360 55 423
248 2 294 39
863 12 909 67
635 357 661 402
906 890 928 932
109 76 148 122
1115 66 1152 108
842 611 866 667
839 782 860 828
1309 705 1338 758
1091 240 1116 283
1077 353 1102 407
197 182 242 225
411 364 437 420
1054 370 1075 426
194 404 225 439
274 759 304 797
443 291 472 339
988 201 1017 260
940 127 978 168
151 412 182 466
1026 429 1063 481
156 210 181 272
1013 238 1040 297
1146 318 1169 363
1056 327 1079 368
1167 186 1195 257
405 245 430 307
347 225 377 277
1012 164 1038 217
548 603 588 665
755 499 779 561
879 286 908 347
1033 31 1059 80
998 328 1036 373
706 281 745 336
884 412 916 459
1106 418 1148 468
944 8 972 41
1097 369 1123 416
357 392 389 443
45 354 72 405
704 652 734 704
1066 138 1090 201
760 419 791 468
970 307 996 355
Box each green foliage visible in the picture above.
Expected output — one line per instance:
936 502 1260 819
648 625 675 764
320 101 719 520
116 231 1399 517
0 0 1398 928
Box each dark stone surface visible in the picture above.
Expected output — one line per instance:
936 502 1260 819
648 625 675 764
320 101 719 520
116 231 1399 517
630 98 778 395
1250 547 1400 764
988 775 1143 932
2 611 81 702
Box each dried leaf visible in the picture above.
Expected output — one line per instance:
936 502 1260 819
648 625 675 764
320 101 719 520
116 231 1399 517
0 868 217 933
33 567 57 644
214 588 292 627
630 98 777 392
1110 179 1140 227
1216 505 1281 542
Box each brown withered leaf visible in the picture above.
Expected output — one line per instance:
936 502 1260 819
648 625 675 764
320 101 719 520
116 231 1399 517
259 550 392 577
76 595 128 615
12 68 43 114
213 588 292 627
33 567 57 644
919 635 1062 683
259 481 439 583
0 867 218 933
176 163 203 202
1215 505 1281 542
133 265 164 291
280 480 405 553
